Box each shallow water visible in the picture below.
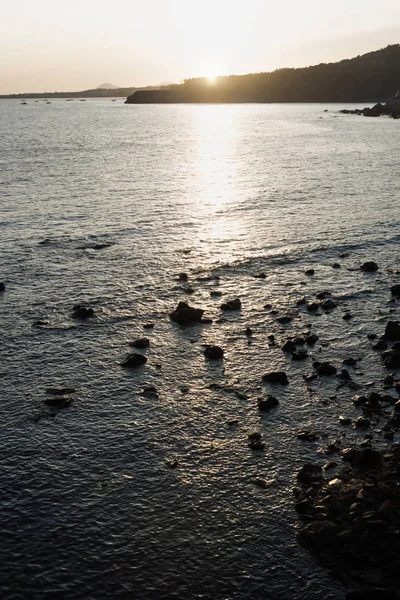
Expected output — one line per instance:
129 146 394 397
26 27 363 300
1 99 400 599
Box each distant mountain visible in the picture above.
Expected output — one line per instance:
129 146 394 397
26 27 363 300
126 44 400 104
0 85 164 99
97 83 119 90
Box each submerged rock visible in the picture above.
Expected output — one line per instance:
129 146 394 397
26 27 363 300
258 395 279 411
262 371 289 385
120 353 147 368
361 261 378 272
391 284 400 296
0 282 5 292
384 321 400 341
204 345 224 360
220 298 242 311
170 301 205 324
130 338 150 349
297 463 323 485
313 361 337 376
71 305 94 319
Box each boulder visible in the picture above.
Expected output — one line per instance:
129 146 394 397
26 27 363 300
170 301 205 324
297 463 323 485
220 298 242 311
204 345 224 360
72 305 94 319
130 338 150 349
322 299 337 311
313 361 337 376
0 282 5 292
299 521 339 549
262 371 289 385
384 321 400 340
361 261 378 272
120 353 147 368
391 284 400 296
258 395 279 411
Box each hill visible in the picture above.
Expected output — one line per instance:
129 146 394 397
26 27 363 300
97 83 119 90
0 85 162 99
126 44 400 104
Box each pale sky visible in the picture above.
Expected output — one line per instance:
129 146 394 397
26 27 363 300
1 0 400 94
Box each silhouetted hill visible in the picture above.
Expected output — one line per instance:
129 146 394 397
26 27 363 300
97 83 119 89
0 85 162 99
126 45 400 104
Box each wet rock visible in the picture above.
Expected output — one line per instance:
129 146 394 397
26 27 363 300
339 369 351 380
44 396 73 408
343 358 357 366
293 337 305 345
349 447 381 468
282 340 296 352
373 340 388 351
177 272 188 281
204 345 224 360
391 284 400 297
382 351 400 369
313 361 337 376
305 269 315 276
245 327 253 337
0 282 5 292
305 333 319 346
342 313 353 320
316 291 332 300
383 375 394 387
306 303 319 313
71 305 94 319
120 353 147 368
296 297 307 306
170 301 205 324
332 263 341 269
384 321 400 341
292 350 308 360
253 272 267 279
45 387 76 396
367 333 378 340
355 416 370 429
361 261 378 272
277 315 292 324
143 323 155 329
299 521 339 549
258 395 279 411
297 463 323 485
130 338 150 349
141 386 159 399
262 371 289 385
339 416 352 426
166 459 179 469
220 298 241 311
322 299 337 311
248 432 265 450
297 431 319 441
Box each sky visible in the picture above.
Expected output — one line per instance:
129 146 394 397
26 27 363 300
0 0 400 94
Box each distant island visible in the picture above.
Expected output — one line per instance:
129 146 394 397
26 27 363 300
126 44 400 104
0 84 163 100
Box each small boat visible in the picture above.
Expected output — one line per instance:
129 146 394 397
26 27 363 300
21 102 27 105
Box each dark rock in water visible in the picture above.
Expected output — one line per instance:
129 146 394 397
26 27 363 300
91 243 113 250
258 395 279 411
262 371 289 385
305 334 319 346
343 358 357 366
130 338 150 349
44 396 73 408
245 327 253 337
367 333 378 340
248 432 265 450
299 521 339 549
373 340 388 351
33 320 50 326
383 375 394 387
361 261 378 272
338 369 351 380
392 341 400 351
120 353 147 368
342 312 353 320
348 447 381 468
296 297 307 306
297 463 323 485
316 291 332 300
177 272 188 281
292 350 308 360
384 321 400 340
297 431 319 441
305 269 315 276
0 282 5 292
322 299 337 311
204 345 224 360
306 303 319 313
210 290 223 297
382 351 400 369
293 337 305 345
220 298 242 311
143 323 155 329
391 284 400 296
355 416 370 429
253 272 267 279
313 361 337 376
332 263 341 269
277 315 292 324
339 416 352 426
72 305 94 319
282 340 296 352
141 386 159 399
170 301 205 324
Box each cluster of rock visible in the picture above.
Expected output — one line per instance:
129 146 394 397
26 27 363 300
340 91 400 119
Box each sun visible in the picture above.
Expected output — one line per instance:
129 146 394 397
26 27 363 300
200 61 222 84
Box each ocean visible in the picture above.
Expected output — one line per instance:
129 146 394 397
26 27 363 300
1 99 400 599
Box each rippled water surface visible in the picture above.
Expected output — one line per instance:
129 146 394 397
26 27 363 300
1 99 400 599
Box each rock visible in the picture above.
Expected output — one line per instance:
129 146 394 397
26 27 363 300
297 463 323 485
383 375 394 387
71 305 94 319
339 416 352 426
129 338 150 349
332 263 341 269
204 345 224 360
177 272 188 281
120 353 147 368
342 313 353 320
382 351 400 369
305 334 319 346
210 290 222 297
313 361 337 376
0 282 5 292
170 301 205 324
305 269 315 276
141 386 159 399
384 321 400 340
258 395 279 411
322 299 337 311
44 396 73 408
361 261 378 272
248 432 265 450
350 447 381 468
282 340 296 352
297 431 319 441
220 298 241 311
343 358 357 366
245 327 253 337
296 297 307 306
306 303 319 313
299 521 339 548
292 350 308 360
316 291 332 300
253 272 267 279
143 323 155 329
277 315 292 324
338 369 351 380
355 416 370 429
373 340 388 351
45 387 76 396
367 333 377 340
391 284 400 296
262 371 289 385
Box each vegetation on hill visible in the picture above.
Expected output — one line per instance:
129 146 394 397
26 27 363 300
126 45 400 104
